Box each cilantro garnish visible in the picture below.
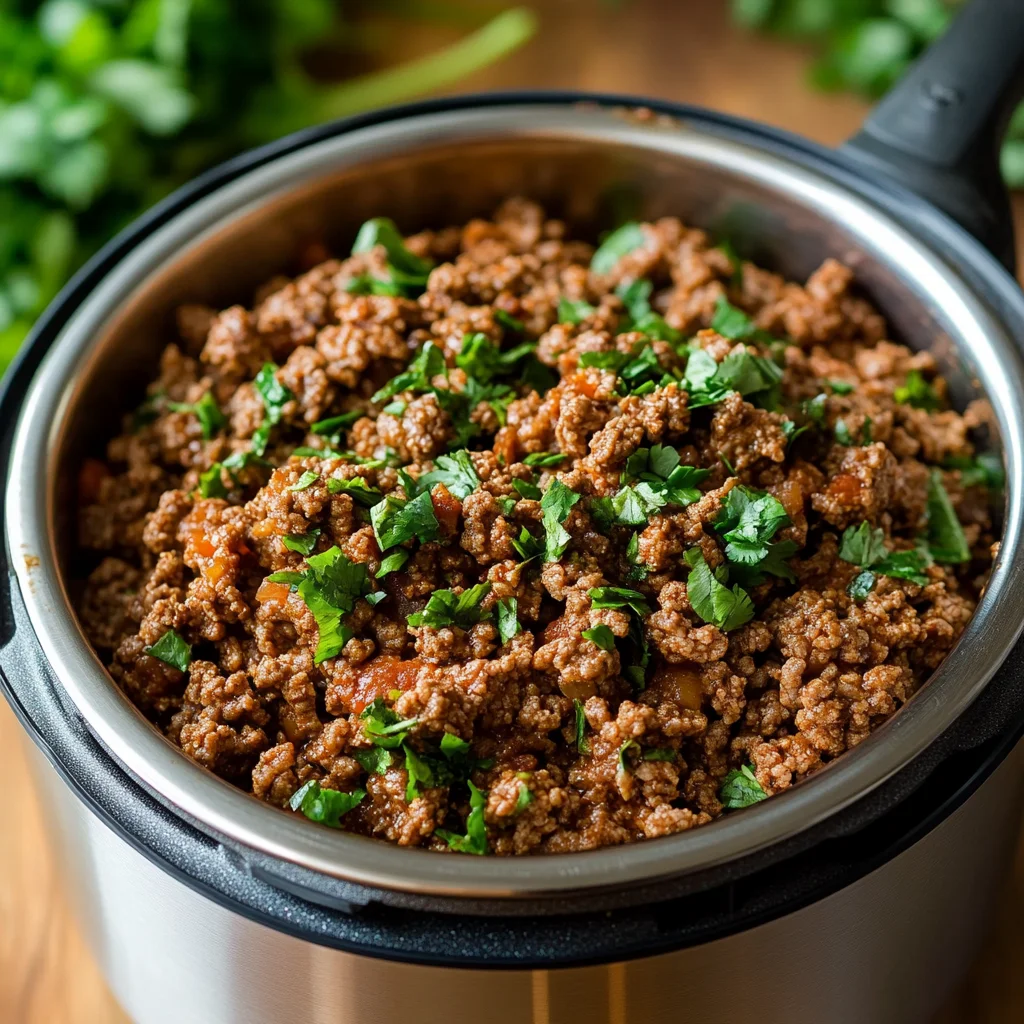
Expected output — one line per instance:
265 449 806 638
455 331 536 385
615 278 681 342
370 491 440 551
408 583 491 630
588 586 651 617
537 479 581 561
372 341 446 405
580 343 679 395
311 410 362 440
283 527 320 556
403 744 435 802
683 344 783 410
684 548 755 632
267 546 375 664
382 400 407 416
834 417 873 446
289 780 365 826
838 521 931 599
289 470 319 492
414 450 480 500
829 378 855 395
494 309 525 333
710 295 773 343
713 485 791 568
718 239 744 286
582 624 616 651
927 470 971 564
167 390 225 440
524 452 567 467
344 274 403 297
436 780 488 855
376 549 410 578
198 464 228 499
558 296 597 324
591 221 647 274
351 217 433 296
720 765 767 809
802 392 828 425
592 447 708 528
514 780 534 814
497 597 521 644
353 747 392 775
145 629 191 673
894 369 940 410
625 532 651 581
327 476 382 507
512 478 542 500
945 453 1004 491
617 738 639 775
361 698 418 749
252 362 294 456
644 748 676 762
573 698 591 754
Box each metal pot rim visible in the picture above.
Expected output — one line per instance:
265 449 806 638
7 97 1024 901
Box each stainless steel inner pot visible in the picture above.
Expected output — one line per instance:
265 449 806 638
7 101 1024 903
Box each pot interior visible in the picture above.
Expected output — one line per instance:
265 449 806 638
10 102 1024 901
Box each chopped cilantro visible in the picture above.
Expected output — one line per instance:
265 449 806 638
710 295 774 343
524 452 567 467
615 278 681 342
311 411 362 436
714 485 790 567
456 331 536 385
582 624 616 651
145 629 191 673
370 491 440 551
684 344 783 410
283 527 320 556
436 780 488 855
361 698 417 749
540 479 581 561
720 765 767 809
588 586 651 617
927 470 971 563
829 378 855 395
835 417 873 446
558 296 597 324
497 598 521 644
494 309 525 333
198 464 228 499
403 744 436 802
511 525 544 562
838 521 931 598
718 239 744 286
644 748 676 762
252 363 294 456
512 478 542 500
269 546 374 664
894 369 940 410
289 470 319 492
381 400 407 416
684 548 755 632
617 738 640 775
372 341 447 405
415 450 480 501
344 273 403 297
289 780 365 826
376 549 410 578
625 531 651 581
803 392 828 424
353 747 392 775
168 390 226 440
496 495 517 515
327 476 383 507
408 583 492 630
514 781 534 814
351 217 433 296
591 221 647 275
945 453 1004 491
574 698 591 754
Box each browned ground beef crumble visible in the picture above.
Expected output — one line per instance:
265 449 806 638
76 198 998 855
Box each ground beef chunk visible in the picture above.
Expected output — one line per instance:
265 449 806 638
76 199 996 856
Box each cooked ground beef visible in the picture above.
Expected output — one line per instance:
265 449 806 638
76 198 999 855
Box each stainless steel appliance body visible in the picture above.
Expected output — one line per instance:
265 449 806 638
3 1 1024 1019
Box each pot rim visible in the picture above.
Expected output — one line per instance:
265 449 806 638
7 96 1024 900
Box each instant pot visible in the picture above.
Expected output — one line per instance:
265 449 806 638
3 2 1024 1021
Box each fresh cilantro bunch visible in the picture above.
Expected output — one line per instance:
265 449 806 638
0 4 537 371
731 0 1024 187
839 521 931 599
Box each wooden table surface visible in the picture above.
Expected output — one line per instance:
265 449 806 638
1 2 1022 1021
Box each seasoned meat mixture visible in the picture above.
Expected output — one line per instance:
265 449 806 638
76 199 1000 855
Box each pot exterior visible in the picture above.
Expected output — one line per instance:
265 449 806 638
25 737 1024 1024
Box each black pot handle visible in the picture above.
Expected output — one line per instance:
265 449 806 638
841 0 1024 271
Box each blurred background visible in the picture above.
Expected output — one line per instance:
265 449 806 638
0 1 1022 1021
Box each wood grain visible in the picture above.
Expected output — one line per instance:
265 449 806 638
0 2 1021 1021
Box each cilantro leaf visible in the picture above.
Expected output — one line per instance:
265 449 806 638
145 629 191 672
582 624 616 651
283 527 320 556
729 539 800 586
558 296 597 324
588 586 651 617
252 363 294 457
435 780 488 855
289 780 365 826
615 278 681 342
361 698 418 749
512 478 542 500
494 309 525 333
591 222 647 274
835 417 873 446
684 549 755 632
372 341 447 405
719 765 767 809
927 470 970 563
376 549 410 578
838 521 931 597
496 597 521 644
574 698 591 754
539 479 581 561
408 583 492 630
415 450 480 501
311 411 361 437
524 452 567 467
371 491 440 551
514 780 534 813
617 738 640 775
710 295 760 340
354 747 392 775
625 531 651 581
684 344 783 410
829 379 855 395
401 743 436 802
714 485 790 565
198 463 228 499
167 390 225 440
847 569 877 601
344 273 403 297
455 331 536 385
643 748 677 762
326 476 383 507
289 470 319 492
839 521 889 567
894 369 940 410
945 452 1004 491
352 217 433 296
